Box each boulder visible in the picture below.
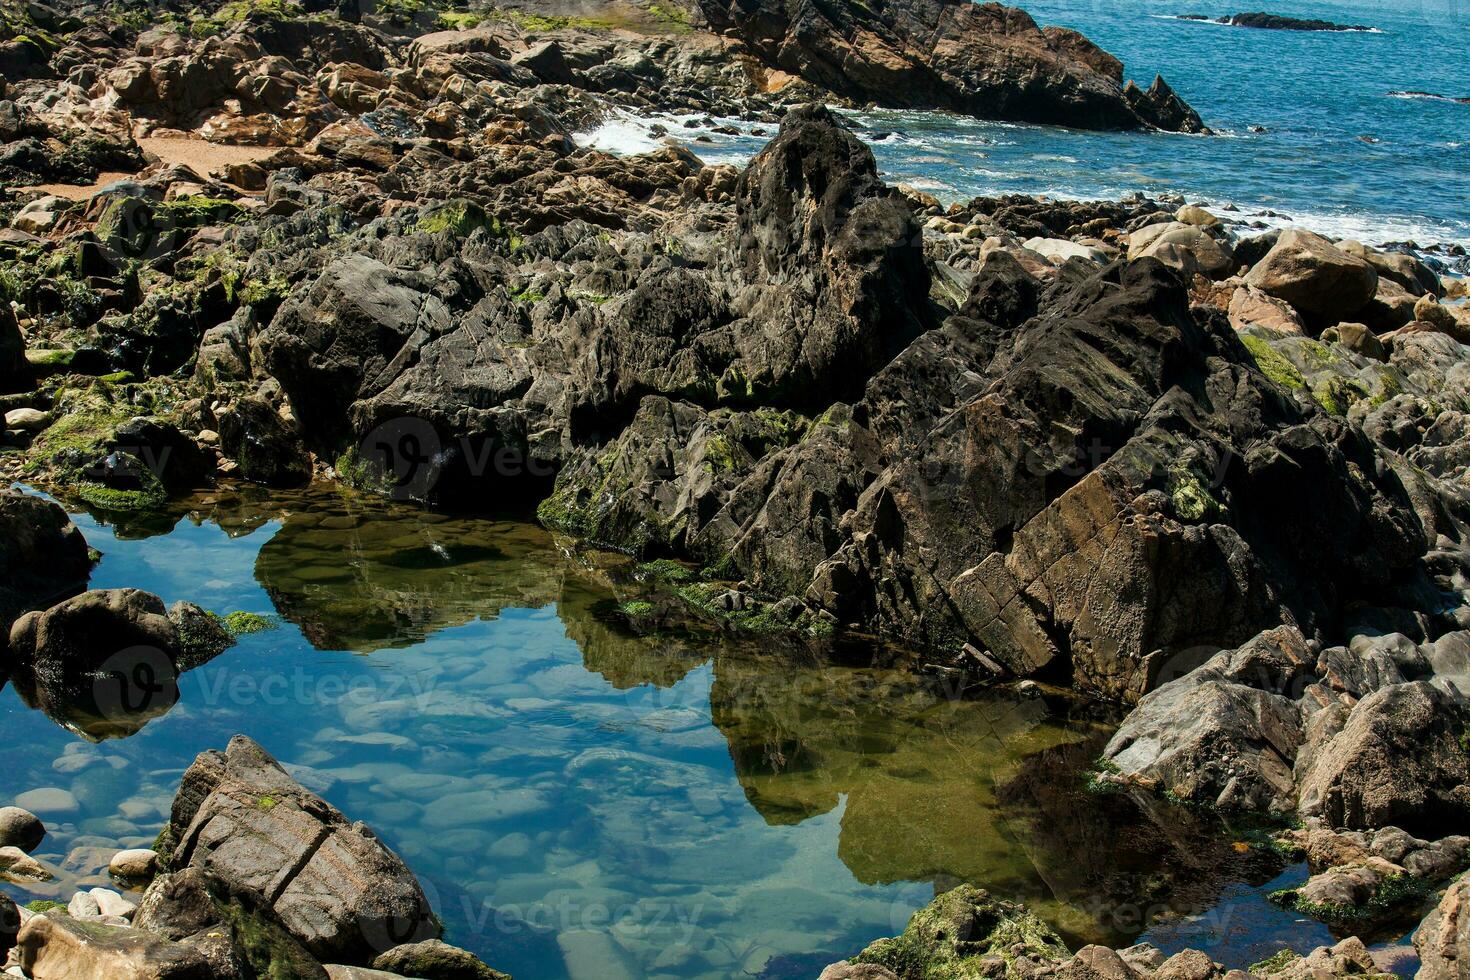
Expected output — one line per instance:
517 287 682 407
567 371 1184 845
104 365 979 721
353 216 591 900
0 891 16 960
1319 322 1384 360
1416 877 1469 980
818 964 899 980
845 885 1069 976
15 914 212 980
371 939 510 979
166 735 438 964
134 865 328 980
1295 681 1470 834
1023 237 1109 264
1244 229 1379 325
1357 276 1419 332
510 41 575 85
0 489 92 631
0 805 45 852
8 589 178 683
1127 221 1234 278
1411 295 1470 344
110 848 160 880
5 590 229 739
0 844 50 880
1339 240 1441 297
1249 938 1396 980
11 195 68 234
1103 627 1310 812
1175 204 1219 227
133 868 224 941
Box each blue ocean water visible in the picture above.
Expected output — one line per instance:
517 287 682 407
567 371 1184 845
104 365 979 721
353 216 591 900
582 0 1470 249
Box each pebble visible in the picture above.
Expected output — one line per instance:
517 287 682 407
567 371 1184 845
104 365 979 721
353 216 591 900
0 845 50 881
109 848 160 880
89 887 137 919
14 787 79 817
69 891 102 917
0 806 45 852
2 408 49 432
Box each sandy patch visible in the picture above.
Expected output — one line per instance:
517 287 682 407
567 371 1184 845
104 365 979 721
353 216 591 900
17 139 277 200
137 137 278 177
23 172 135 201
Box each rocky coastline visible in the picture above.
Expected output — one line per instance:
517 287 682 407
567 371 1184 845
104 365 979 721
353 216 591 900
2 0 1470 976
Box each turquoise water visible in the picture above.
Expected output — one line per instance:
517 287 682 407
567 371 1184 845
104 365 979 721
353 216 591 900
582 0 1470 251
0 486 1359 978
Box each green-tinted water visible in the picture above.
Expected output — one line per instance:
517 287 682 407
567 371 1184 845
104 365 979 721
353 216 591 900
0 486 1314 978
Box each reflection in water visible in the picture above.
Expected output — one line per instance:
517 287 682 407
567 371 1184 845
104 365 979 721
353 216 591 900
6 654 179 742
0 486 1290 979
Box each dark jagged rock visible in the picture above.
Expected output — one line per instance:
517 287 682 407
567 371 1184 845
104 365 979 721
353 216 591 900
0 299 30 393
553 236 1426 699
698 0 1206 131
215 397 312 488
1227 12 1377 32
717 104 935 408
0 489 91 631
0 891 16 962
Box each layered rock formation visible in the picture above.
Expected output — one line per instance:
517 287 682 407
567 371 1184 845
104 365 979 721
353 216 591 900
698 0 1205 131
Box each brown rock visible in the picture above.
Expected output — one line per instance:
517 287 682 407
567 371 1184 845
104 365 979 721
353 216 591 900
1295 681 1470 834
1244 229 1378 324
1416 877 1469 980
16 914 211 980
1320 322 1385 360
1228 283 1305 333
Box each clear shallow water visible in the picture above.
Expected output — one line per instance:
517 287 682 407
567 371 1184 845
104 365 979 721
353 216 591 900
0 487 1409 977
580 0 1470 251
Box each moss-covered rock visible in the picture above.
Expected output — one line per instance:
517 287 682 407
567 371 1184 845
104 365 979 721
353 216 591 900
851 885 1069 979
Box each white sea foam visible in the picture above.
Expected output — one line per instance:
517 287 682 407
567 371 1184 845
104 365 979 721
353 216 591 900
574 110 665 155
574 106 1470 252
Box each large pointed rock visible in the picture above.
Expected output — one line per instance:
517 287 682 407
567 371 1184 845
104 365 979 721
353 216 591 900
167 735 438 964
